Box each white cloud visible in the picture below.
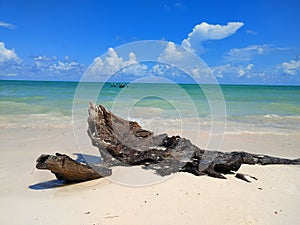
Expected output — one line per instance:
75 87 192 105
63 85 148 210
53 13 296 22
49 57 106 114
87 47 148 80
151 64 183 77
158 42 195 76
0 21 16 29
124 52 138 66
237 64 254 77
158 42 186 62
34 55 53 61
181 22 244 52
33 56 56 71
224 45 272 62
152 64 171 76
158 41 215 80
88 48 122 76
0 44 85 79
190 67 201 79
0 42 19 63
49 61 82 74
120 62 148 76
277 59 300 75
32 55 84 76
212 63 255 78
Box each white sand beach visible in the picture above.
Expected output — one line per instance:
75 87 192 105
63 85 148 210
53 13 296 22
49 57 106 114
1 125 300 225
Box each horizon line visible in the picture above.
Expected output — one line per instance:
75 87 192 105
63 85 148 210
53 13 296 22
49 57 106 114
1 78 300 87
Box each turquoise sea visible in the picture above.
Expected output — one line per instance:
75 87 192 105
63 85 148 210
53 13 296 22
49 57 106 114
1 80 300 134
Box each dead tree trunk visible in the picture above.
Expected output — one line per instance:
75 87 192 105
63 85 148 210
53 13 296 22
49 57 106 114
35 102 300 183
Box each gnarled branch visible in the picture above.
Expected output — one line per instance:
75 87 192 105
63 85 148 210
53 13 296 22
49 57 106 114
35 103 300 182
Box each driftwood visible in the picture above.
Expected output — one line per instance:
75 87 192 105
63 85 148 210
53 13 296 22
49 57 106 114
36 153 111 182
36 102 300 183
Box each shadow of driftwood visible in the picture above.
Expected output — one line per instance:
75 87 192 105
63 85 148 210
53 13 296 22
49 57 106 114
29 179 69 190
29 153 102 190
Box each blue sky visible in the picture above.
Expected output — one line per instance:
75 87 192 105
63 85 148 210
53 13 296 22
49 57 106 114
0 0 300 84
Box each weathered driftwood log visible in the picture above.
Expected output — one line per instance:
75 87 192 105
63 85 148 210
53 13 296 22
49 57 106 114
36 102 300 183
36 153 111 182
87 102 300 181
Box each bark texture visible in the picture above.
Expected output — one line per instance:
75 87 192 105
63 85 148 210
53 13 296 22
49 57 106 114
36 153 111 182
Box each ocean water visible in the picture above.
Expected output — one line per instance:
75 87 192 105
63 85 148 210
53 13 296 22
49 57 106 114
1 80 300 134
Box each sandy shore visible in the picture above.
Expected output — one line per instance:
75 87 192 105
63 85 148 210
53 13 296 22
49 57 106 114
1 126 300 225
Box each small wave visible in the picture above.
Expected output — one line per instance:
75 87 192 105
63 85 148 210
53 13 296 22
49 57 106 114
224 130 292 135
0 101 71 117
263 114 300 119
263 114 280 118
0 114 72 129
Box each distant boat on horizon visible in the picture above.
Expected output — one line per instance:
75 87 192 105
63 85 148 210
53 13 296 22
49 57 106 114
110 82 127 88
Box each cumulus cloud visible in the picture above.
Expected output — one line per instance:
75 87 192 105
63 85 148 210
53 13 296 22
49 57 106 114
33 55 55 71
212 63 255 78
152 64 171 76
189 66 209 79
151 64 184 78
158 41 216 80
277 59 300 75
121 62 148 77
158 41 196 76
49 61 81 73
181 22 244 52
158 42 187 62
28 55 84 79
87 47 148 80
88 48 122 77
224 45 273 62
0 21 16 29
0 41 85 79
0 42 19 63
